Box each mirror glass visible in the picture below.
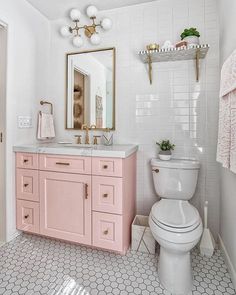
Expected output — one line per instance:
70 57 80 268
66 48 115 130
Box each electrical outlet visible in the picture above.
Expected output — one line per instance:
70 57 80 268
18 116 32 128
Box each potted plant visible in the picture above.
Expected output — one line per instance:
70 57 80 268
156 140 175 161
180 27 200 46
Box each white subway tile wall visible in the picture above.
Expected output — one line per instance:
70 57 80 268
49 0 220 237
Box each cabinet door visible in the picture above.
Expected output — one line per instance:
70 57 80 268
92 157 123 177
16 153 38 170
39 154 91 174
16 169 39 202
40 171 91 245
92 176 123 214
93 211 123 252
16 200 39 234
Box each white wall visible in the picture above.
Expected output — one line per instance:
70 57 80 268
0 0 50 241
48 0 220 237
0 26 7 243
218 0 236 287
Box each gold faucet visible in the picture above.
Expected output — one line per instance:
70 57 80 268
82 124 90 144
81 124 97 144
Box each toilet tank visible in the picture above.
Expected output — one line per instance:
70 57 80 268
151 158 200 200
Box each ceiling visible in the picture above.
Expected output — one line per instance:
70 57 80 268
26 0 156 20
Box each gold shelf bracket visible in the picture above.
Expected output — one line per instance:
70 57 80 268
196 48 200 82
147 53 152 84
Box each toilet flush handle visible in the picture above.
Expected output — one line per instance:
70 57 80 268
152 168 159 173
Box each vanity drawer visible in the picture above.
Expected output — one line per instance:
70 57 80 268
92 176 123 214
92 157 123 177
92 212 122 252
39 154 91 174
16 153 38 170
16 169 39 202
16 200 39 234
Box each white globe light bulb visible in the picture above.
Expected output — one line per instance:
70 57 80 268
60 25 71 37
90 33 101 45
101 18 112 31
70 9 81 21
72 36 84 48
86 5 98 18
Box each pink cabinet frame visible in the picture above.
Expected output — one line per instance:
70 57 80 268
15 152 136 254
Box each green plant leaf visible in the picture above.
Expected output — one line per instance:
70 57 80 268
180 27 200 39
156 139 175 151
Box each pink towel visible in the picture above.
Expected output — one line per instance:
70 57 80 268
217 49 236 173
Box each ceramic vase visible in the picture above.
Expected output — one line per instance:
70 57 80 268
159 150 172 161
183 36 199 47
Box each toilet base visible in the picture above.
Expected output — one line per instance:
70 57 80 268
158 246 193 295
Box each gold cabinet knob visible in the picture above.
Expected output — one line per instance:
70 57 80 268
103 229 109 235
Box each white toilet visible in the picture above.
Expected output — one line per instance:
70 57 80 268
149 158 203 295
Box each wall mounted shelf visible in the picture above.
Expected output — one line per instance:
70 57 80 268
138 44 210 84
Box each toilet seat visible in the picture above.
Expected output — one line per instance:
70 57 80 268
150 199 201 233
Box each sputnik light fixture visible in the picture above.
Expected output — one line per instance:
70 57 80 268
60 5 112 48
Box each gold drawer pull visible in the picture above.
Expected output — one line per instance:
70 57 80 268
24 183 29 187
152 168 159 173
103 193 108 198
23 159 29 163
55 162 70 166
103 165 108 169
24 214 29 219
85 183 88 199
103 229 109 235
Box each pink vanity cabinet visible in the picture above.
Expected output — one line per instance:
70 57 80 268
15 151 136 254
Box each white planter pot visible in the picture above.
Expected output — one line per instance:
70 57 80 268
183 36 199 47
159 154 172 161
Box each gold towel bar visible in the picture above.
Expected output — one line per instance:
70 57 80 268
40 100 53 114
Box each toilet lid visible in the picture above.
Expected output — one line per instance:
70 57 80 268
151 199 200 230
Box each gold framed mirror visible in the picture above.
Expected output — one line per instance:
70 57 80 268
66 47 115 130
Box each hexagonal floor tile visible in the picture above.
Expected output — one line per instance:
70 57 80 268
0 233 235 295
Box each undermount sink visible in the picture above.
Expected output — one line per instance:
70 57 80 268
63 144 93 148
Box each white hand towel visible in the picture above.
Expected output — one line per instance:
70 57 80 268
37 112 55 140
217 49 236 173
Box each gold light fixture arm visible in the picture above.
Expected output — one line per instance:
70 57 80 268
70 17 102 38
61 6 112 47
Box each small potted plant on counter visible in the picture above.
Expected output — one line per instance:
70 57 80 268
156 140 175 161
180 27 200 46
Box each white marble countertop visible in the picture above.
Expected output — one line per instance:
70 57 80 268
13 143 138 158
